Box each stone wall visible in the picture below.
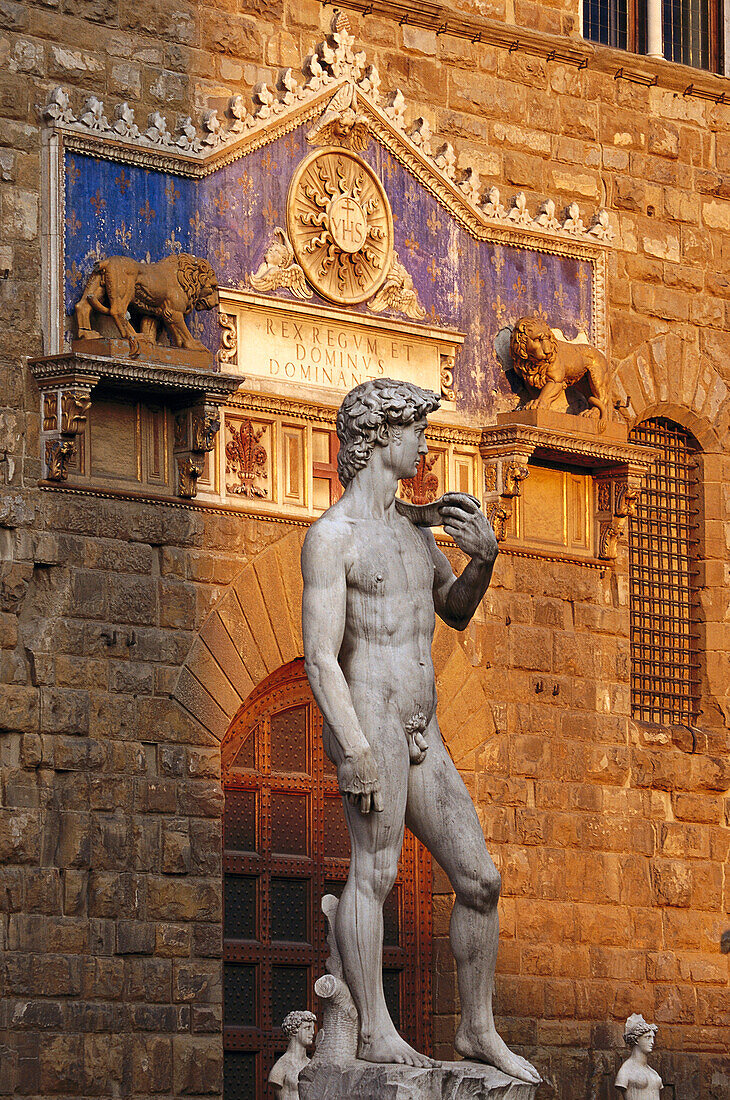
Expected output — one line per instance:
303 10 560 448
1 2 729 1099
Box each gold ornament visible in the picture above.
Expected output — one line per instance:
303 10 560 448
286 148 393 306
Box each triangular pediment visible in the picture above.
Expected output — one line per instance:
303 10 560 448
42 11 613 251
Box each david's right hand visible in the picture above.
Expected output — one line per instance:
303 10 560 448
338 746 384 814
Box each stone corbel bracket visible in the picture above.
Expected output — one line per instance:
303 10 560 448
480 413 656 556
596 474 645 560
28 352 241 487
173 403 222 499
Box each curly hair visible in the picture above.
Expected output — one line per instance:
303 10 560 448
281 1009 316 1038
336 378 441 488
623 1013 657 1048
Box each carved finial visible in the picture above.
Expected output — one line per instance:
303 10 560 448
80 96 109 132
113 102 139 140
175 116 200 151
458 167 481 204
358 63 381 100
332 8 351 34
562 201 585 234
482 187 506 219
433 142 457 180
533 198 560 232
41 87 75 125
145 111 172 146
384 89 407 130
588 209 615 241
201 109 224 147
409 116 432 155
507 192 532 226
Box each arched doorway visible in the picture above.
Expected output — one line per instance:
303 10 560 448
221 658 432 1098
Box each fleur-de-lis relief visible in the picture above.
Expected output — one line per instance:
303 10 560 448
409 116 433 155
359 64 381 100
176 116 201 152
80 96 109 131
533 199 560 232
513 274 526 297
458 167 481 205
491 248 505 274
165 230 183 254
400 454 439 506
507 192 532 226
384 89 406 129
115 169 131 195
145 111 171 145
139 200 155 226
482 187 506 219
65 260 83 288
42 87 75 124
279 68 299 106
201 109 224 147
433 142 457 180
66 159 80 185
427 209 442 235
588 209 615 241
164 179 180 206
253 83 275 120
113 102 139 139
115 221 132 249
228 94 248 133
66 210 81 237
226 419 268 497
562 202 584 234
90 189 106 215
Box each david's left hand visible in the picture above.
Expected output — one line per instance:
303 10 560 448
439 495 498 565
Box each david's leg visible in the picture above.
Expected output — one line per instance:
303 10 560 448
334 730 431 1068
406 725 540 1085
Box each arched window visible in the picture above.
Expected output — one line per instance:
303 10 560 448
628 418 701 725
221 659 432 1099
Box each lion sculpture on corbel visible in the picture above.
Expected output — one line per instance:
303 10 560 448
509 315 610 423
75 253 219 357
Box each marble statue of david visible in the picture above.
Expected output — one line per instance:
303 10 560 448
301 378 540 1086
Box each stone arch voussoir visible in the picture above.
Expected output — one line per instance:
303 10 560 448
614 333 729 449
172 528 306 741
172 529 496 764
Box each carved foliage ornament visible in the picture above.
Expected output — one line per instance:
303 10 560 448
226 418 268 497
287 149 393 306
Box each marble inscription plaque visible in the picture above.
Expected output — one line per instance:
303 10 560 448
221 292 463 398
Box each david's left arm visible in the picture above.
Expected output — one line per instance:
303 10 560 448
427 498 498 630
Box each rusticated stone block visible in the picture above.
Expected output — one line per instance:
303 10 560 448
299 1060 539 1099
173 1035 223 1095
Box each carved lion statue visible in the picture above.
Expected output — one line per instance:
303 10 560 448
75 253 219 356
509 315 610 422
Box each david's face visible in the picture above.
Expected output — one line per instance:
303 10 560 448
299 1020 315 1047
386 417 428 479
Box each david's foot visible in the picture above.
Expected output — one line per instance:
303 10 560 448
359 1032 433 1068
455 1025 541 1086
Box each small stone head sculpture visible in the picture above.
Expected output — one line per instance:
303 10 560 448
282 1009 317 1047
623 1013 658 1052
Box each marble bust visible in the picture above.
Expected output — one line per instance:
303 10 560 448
301 378 540 1085
268 1010 317 1100
615 1014 663 1098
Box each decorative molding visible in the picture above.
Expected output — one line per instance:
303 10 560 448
28 352 242 403
39 10 615 256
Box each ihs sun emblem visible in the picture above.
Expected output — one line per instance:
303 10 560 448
287 149 393 305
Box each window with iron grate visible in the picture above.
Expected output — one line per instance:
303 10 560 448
628 418 701 726
221 659 432 1100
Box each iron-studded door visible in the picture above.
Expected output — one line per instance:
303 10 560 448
221 658 432 1099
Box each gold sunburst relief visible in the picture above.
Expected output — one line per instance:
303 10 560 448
286 148 393 306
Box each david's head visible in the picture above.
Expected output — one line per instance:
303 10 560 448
336 378 441 488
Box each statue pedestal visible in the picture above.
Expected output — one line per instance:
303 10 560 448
299 1058 539 1099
